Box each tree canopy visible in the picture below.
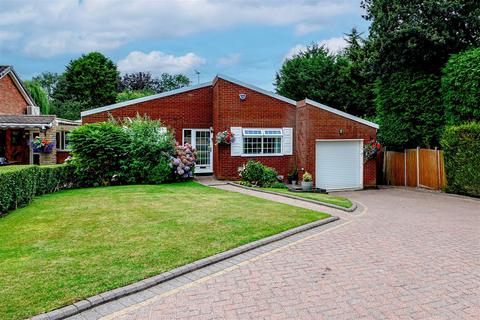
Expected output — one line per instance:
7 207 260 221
23 80 50 114
362 0 480 75
118 72 190 93
53 52 119 111
275 30 375 117
441 47 480 124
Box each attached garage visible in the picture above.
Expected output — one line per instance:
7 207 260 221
315 140 363 191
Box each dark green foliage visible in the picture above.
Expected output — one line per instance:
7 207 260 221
23 80 50 114
32 72 60 100
122 116 175 184
240 160 278 187
155 73 190 92
116 89 155 103
52 52 119 114
275 37 375 117
0 165 76 216
441 122 480 197
118 72 190 93
68 117 183 186
49 99 89 120
68 122 129 186
270 182 288 189
441 48 480 124
275 45 342 109
362 0 480 75
376 72 444 149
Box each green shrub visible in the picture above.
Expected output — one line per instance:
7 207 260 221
376 71 444 149
69 122 129 186
0 165 76 216
442 48 480 125
69 116 191 186
239 160 278 187
122 116 175 184
270 182 288 189
441 122 480 197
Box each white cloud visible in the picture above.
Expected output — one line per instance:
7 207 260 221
284 37 348 60
0 31 21 42
294 23 323 36
285 44 308 60
319 37 348 53
118 51 206 75
218 53 241 66
0 0 358 58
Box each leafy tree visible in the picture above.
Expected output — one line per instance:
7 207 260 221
118 72 157 92
155 73 190 92
116 89 155 103
441 47 480 124
275 44 343 110
275 38 375 117
23 80 50 114
338 28 376 117
52 52 119 110
50 99 89 120
118 72 190 94
376 71 444 149
362 0 480 75
32 72 60 100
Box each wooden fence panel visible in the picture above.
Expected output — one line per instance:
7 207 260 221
406 149 417 187
419 149 439 189
385 151 405 186
384 148 446 190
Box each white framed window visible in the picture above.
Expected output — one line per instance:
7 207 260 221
242 128 283 155
56 131 70 151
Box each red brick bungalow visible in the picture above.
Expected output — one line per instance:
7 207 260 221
0 66 78 165
82 74 378 190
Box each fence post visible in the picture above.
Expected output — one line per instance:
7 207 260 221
416 147 420 188
436 147 441 190
383 147 387 184
404 149 407 187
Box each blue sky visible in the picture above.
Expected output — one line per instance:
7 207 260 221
0 0 369 91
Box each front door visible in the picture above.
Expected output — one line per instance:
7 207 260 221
183 129 213 174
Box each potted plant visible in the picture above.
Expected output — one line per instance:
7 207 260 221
29 137 54 153
301 171 313 191
216 130 235 145
363 140 381 163
287 167 298 185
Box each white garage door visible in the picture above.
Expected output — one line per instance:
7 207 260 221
315 140 363 191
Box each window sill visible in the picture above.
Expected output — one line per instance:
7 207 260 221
240 153 284 157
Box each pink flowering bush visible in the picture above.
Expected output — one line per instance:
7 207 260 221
171 143 197 180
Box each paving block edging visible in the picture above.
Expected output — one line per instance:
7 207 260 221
227 182 358 212
30 216 340 320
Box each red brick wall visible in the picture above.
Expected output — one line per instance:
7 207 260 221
82 86 213 142
296 101 377 187
0 74 29 115
212 78 296 180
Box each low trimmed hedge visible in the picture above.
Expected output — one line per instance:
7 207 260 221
441 122 480 197
0 165 76 216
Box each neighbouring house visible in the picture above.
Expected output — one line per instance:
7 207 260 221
0 66 79 165
82 74 378 190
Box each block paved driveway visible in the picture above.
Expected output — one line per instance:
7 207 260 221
99 188 479 320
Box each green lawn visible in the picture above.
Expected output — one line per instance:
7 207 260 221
0 182 329 319
263 188 353 208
